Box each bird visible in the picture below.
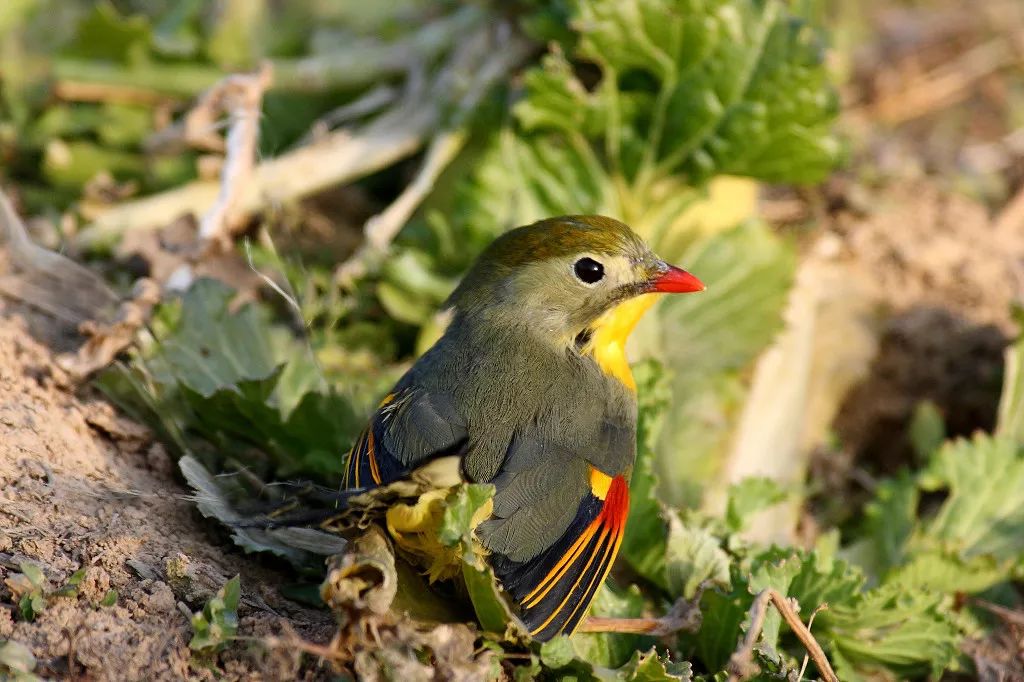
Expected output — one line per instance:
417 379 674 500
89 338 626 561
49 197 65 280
338 214 704 641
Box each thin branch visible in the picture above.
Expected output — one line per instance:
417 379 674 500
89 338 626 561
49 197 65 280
581 591 704 636
366 129 467 252
196 63 273 247
727 590 772 682
52 80 179 107
297 85 400 147
796 604 826 681
727 589 838 682
769 591 837 682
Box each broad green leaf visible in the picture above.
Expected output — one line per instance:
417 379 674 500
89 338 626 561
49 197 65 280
845 472 918 581
621 360 672 586
520 0 841 185
100 278 364 480
63 2 152 62
691 584 749 672
643 223 796 506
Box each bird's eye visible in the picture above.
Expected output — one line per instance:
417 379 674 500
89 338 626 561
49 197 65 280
573 257 605 284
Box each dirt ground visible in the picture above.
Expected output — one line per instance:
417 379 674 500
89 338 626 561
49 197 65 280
0 305 335 681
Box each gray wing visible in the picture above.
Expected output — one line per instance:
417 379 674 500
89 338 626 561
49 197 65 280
343 383 467 489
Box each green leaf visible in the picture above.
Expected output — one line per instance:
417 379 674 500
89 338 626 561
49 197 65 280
63 2 152 63
844 472 918 580
101 278 364 480
439 484 495 560
724 478 787 533
692 584 749 672
918 434 1024 563
519 0 840 185
53 567 87 598
100 589 118 607
461 563 512 635
908 400 945 463
646 223 796 506
598 648 693 681
822 582 961 678
540 636 578 670
18 563 44 588
189 575 241 652
664 515 731 599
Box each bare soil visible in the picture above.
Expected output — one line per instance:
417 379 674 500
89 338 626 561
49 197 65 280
0 304 334 681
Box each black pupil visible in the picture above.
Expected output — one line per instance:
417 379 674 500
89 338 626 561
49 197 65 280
574 257 604 284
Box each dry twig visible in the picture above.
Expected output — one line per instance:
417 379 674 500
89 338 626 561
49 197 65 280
856 38 1018 124
193 63 273 247
76 24 534 249
581 590 705 636
726 589 838 682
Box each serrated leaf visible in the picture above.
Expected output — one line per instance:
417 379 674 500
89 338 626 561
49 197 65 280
845 472 918 581
664 515 731 599
621 360 671 587
103 278 363 481
918 434 1024 563
520 0 840 185
692 584 749 672
822 582 961 678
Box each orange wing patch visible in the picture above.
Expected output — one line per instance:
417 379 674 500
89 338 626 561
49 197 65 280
490 470 630 641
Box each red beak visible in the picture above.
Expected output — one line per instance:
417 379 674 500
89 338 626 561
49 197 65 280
650 263 705 293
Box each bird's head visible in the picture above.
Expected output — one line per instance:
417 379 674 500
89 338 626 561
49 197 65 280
447 215 704 351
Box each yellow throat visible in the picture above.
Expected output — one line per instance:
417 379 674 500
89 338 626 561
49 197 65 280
581 293 662 391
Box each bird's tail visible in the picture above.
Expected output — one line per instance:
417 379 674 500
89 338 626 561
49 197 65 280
179 454 351 562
